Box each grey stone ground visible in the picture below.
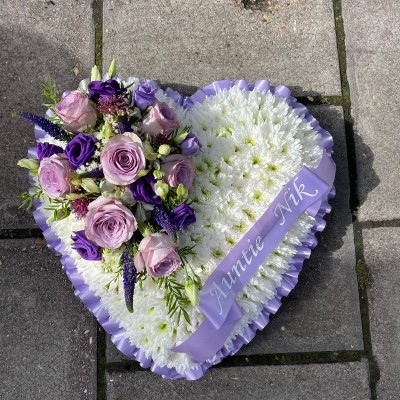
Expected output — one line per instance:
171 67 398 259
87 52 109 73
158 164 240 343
0 0 398 399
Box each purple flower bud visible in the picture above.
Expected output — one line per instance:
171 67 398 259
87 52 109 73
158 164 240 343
65 133 97 170
128 174 162 205
170 203 196 230
88 79 126 102
37 142 64 161
71 230 101 261
181 132 202 156
133 80 159 110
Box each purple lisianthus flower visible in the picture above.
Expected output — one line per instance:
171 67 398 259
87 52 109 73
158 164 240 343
181 132 202 156
71 230 101 261
133 80 159 110
170 203 196 230
88 79 126 102
65 133 97 169
129 174 162 205
37 142 64 161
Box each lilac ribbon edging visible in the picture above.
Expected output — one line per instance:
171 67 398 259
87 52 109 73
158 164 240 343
30 79 335 380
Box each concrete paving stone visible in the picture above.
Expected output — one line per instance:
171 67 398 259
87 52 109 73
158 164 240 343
0 239 97 400
103 0 341 97
106 361 371 399
363 228 400 399
0 1 95 229
106 106 363 363
342 0 399 221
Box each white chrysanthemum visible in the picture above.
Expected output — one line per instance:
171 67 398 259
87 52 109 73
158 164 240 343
45 85 324 374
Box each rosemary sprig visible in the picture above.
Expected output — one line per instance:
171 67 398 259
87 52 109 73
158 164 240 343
159 274 191 324
44 198 71 221
41 76 60 106
18 185 44 211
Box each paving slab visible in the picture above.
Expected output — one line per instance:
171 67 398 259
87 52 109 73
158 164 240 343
0 1 95 229
0 239 97 400
342 0 399 221
106 105 363 363
103 0 341 96
363 228 400 399
106 361 370 399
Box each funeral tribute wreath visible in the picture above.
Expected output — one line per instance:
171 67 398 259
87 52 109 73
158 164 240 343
18 60 335 380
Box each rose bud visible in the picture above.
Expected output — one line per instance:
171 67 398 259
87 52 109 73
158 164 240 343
55 91 98 133
141 102 179 136
38 154 75 199
134 233 181 278
160 154 195 189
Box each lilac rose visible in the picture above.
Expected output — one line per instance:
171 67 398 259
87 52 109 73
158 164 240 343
170 203 196 230
84 196 137 249
37 142 63 161
100 133 146 186
141 102 180 135
65 133 97 169
133 233 181 278
71 230 101 261
160 154 195 189
128 174 162 205
181 132 202 156
133 80 159 110
38 154 75 199
88 79 126 102
55 91 98 133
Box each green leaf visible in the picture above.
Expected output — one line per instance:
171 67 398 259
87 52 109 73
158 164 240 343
41 76 60 105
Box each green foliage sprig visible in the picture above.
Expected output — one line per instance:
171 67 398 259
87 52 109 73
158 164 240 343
18 185 44 211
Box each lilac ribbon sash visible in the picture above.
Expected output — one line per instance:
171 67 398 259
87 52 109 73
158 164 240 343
172 151 335 363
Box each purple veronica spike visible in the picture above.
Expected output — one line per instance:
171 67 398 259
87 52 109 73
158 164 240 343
122 245 137 313
21 112 68 140
152 205 176 236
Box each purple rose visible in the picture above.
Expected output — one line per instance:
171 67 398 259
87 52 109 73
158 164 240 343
55 91 98 133
170 203 196 230
72 230 101 261
141 102 180 135
38 155 75 199
128 174 162 205
37 142 63 161
133 233 181 278
133 80 159 110
85 196 137 249
181 132 202 156
161 154 195 189
88 79 126 102
100 133 146 185
65 133 97 169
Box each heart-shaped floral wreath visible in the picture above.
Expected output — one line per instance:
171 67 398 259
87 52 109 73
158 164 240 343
18 61 335 380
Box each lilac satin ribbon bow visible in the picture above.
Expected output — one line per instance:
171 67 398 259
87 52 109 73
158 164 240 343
171 151 336 363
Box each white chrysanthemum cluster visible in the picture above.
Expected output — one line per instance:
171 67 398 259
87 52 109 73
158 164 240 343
44 85 323 374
